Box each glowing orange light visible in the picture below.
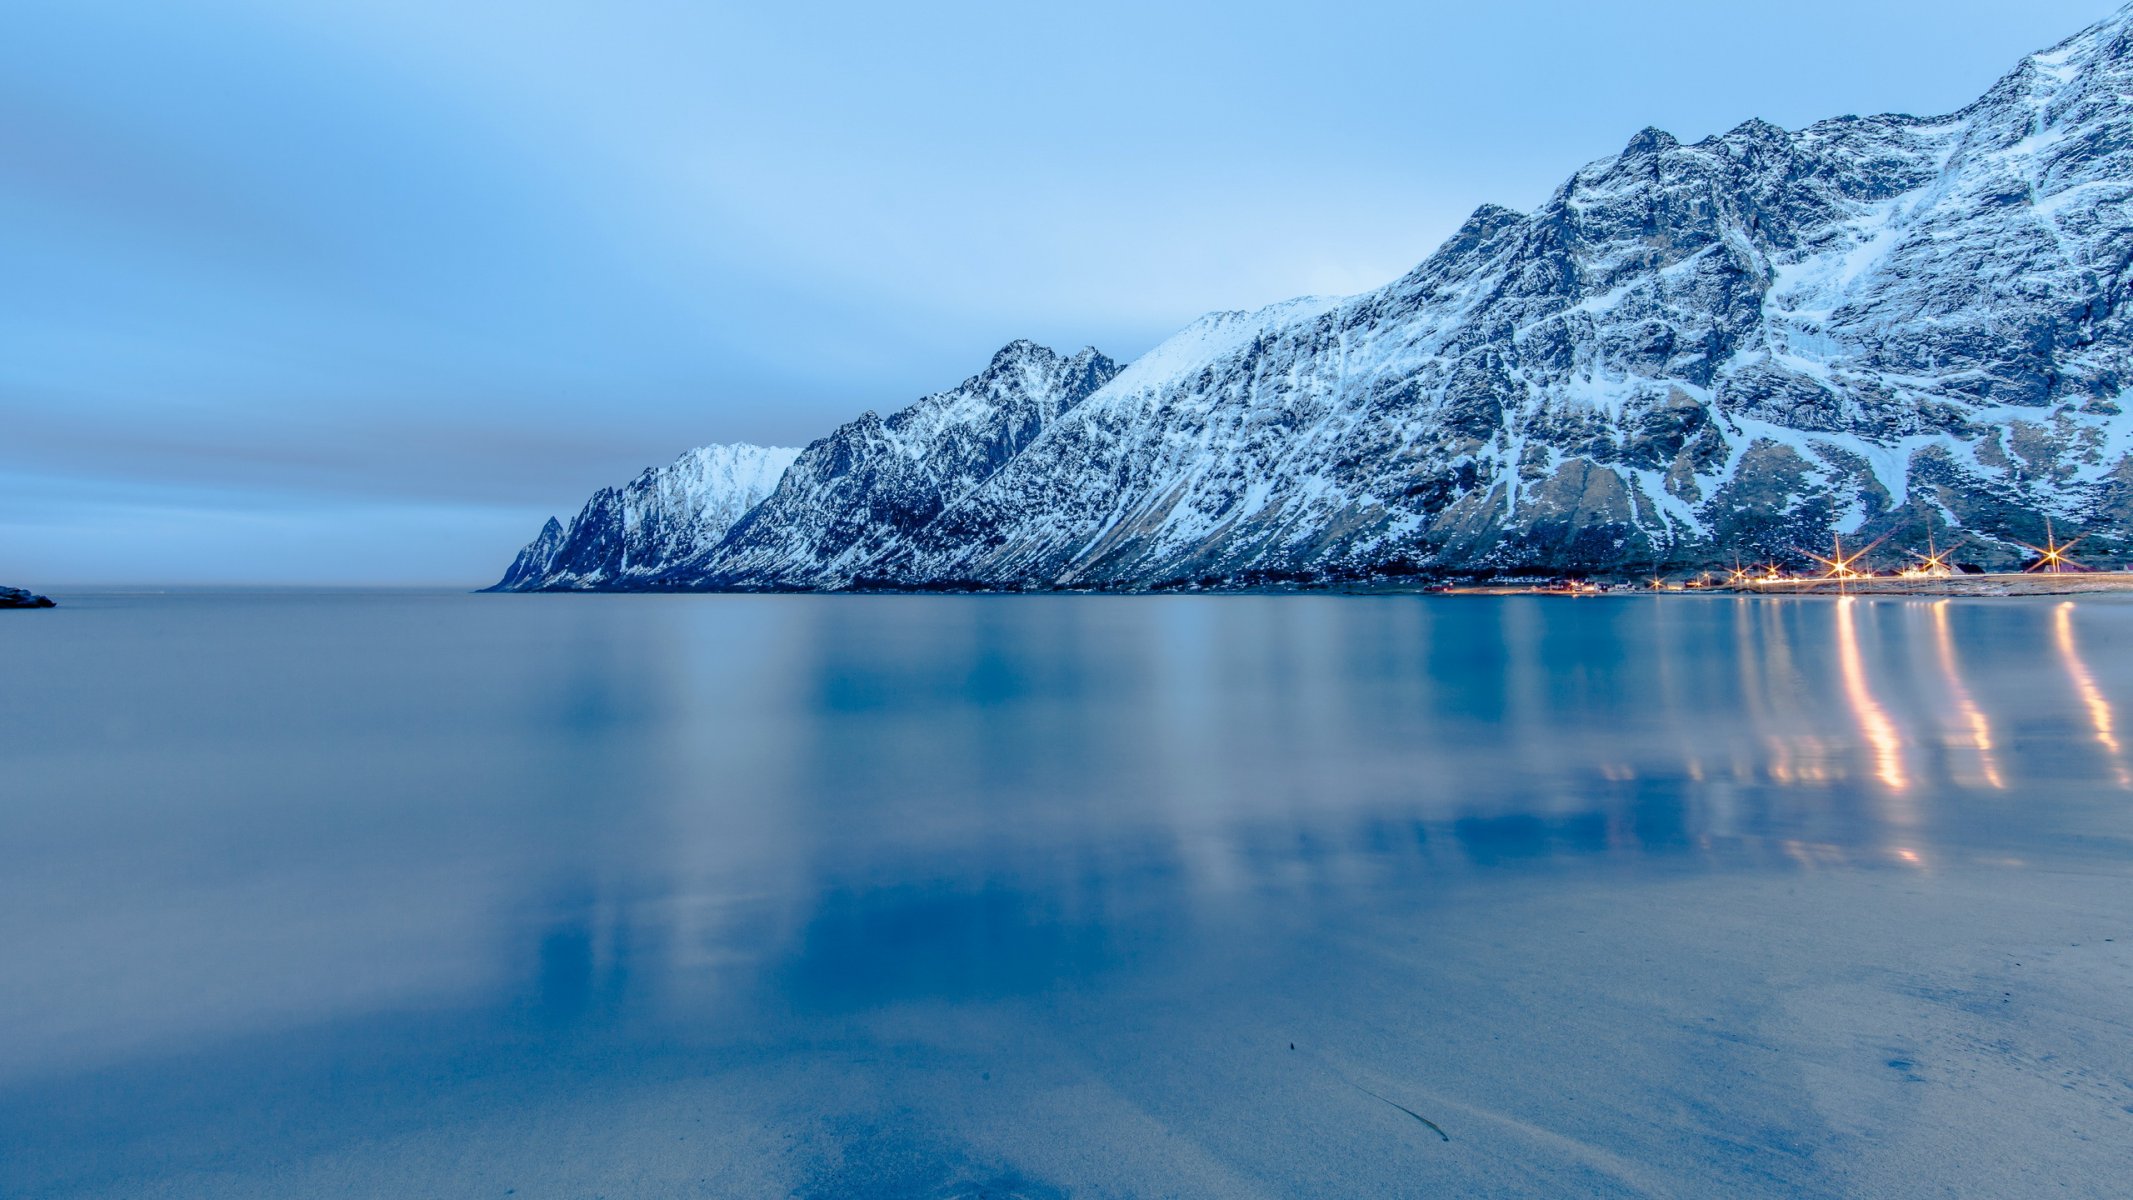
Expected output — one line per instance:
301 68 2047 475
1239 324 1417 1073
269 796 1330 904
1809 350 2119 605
1932 600 2003 789
1802 534 1885 583
1908 533 1952 576
1836 598 1909 793
2054 602 2131 788
2019 519 2086 574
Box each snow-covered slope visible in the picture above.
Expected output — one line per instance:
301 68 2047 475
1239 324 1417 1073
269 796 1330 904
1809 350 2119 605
862 8 2133 586
498 6 2133 590
675 341 1120 589
490 443 798 590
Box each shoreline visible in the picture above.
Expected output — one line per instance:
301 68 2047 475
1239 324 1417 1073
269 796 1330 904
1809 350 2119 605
466 571 2133 600
1339 572 2133 599
1706 572 2133 598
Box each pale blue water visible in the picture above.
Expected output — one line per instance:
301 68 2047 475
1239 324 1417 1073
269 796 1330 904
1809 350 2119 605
3 592 2130 1198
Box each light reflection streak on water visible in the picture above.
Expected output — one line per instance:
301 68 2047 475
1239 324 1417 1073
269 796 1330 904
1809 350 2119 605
1734 600 1780 785
1747 598 1832 787
1931 601 2004 789
2053 601 2131 788
1835 598 1910 795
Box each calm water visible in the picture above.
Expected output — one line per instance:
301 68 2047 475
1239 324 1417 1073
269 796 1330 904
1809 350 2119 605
3 592 2130 1198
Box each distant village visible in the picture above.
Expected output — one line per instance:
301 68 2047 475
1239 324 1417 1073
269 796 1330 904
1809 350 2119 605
1432 528 2133 597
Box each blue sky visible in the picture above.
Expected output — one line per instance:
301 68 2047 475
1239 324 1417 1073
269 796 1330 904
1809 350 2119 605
2 0 2114 584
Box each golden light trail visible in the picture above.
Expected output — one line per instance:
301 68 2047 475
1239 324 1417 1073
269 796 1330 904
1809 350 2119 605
1836 598 1909 794
1751 600 1833 786
1931 600 2004 789
1739 600 1794 785
2053 601 2131 788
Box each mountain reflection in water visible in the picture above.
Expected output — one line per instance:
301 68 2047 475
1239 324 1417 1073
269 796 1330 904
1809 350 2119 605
3 592 2130 1199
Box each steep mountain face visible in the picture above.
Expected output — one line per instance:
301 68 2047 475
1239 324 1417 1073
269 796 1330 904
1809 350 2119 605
869 9 2133 586
492 342 1121 591
490 443 798 590
674 341 1120 588
497 7 2133 591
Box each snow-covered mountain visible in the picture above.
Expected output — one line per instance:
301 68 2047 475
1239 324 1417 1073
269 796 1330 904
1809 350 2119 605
494 343 1117 591
496 6 2133 591
681 341 1120 589
491 443 798 590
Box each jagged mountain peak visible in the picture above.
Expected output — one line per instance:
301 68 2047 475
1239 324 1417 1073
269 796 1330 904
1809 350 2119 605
983 338 1055 369
487 442 799 591
1619 126 1679 157
1724 117 1787 138
2034 1 2133 62
663 339 1121 589
1462 202 1526 229
493 7 2133 592
884 341 1120 440
973 339 1114 386
858 6 2133 586
1963 3 2133 116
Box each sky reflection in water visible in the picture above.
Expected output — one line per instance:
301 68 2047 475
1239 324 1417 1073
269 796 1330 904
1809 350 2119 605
2 593 2129 1197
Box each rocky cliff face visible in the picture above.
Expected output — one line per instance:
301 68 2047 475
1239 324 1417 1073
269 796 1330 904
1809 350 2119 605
677 341 1121 589
497 6 2133 591
494 342 1119 591
491 443 798 591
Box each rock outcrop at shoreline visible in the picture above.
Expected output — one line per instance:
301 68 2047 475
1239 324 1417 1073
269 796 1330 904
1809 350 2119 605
1 586 55 609
497 6 2133 592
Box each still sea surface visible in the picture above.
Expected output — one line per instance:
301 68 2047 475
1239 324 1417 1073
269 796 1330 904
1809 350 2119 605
3 590 2130 1198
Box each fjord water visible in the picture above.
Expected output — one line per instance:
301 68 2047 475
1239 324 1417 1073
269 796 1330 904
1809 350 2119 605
3 592 2130 1198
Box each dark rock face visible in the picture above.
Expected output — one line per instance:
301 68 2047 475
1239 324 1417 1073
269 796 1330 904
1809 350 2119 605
498 8 2133 590
1 586 55 609
493 517 567 592
488 444 799 591
861 9 2133 586
673 341 1121 589
493 341 1122 592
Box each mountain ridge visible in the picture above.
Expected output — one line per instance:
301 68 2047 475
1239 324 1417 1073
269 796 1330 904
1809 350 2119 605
491 442 799 591
494 5 2133 591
